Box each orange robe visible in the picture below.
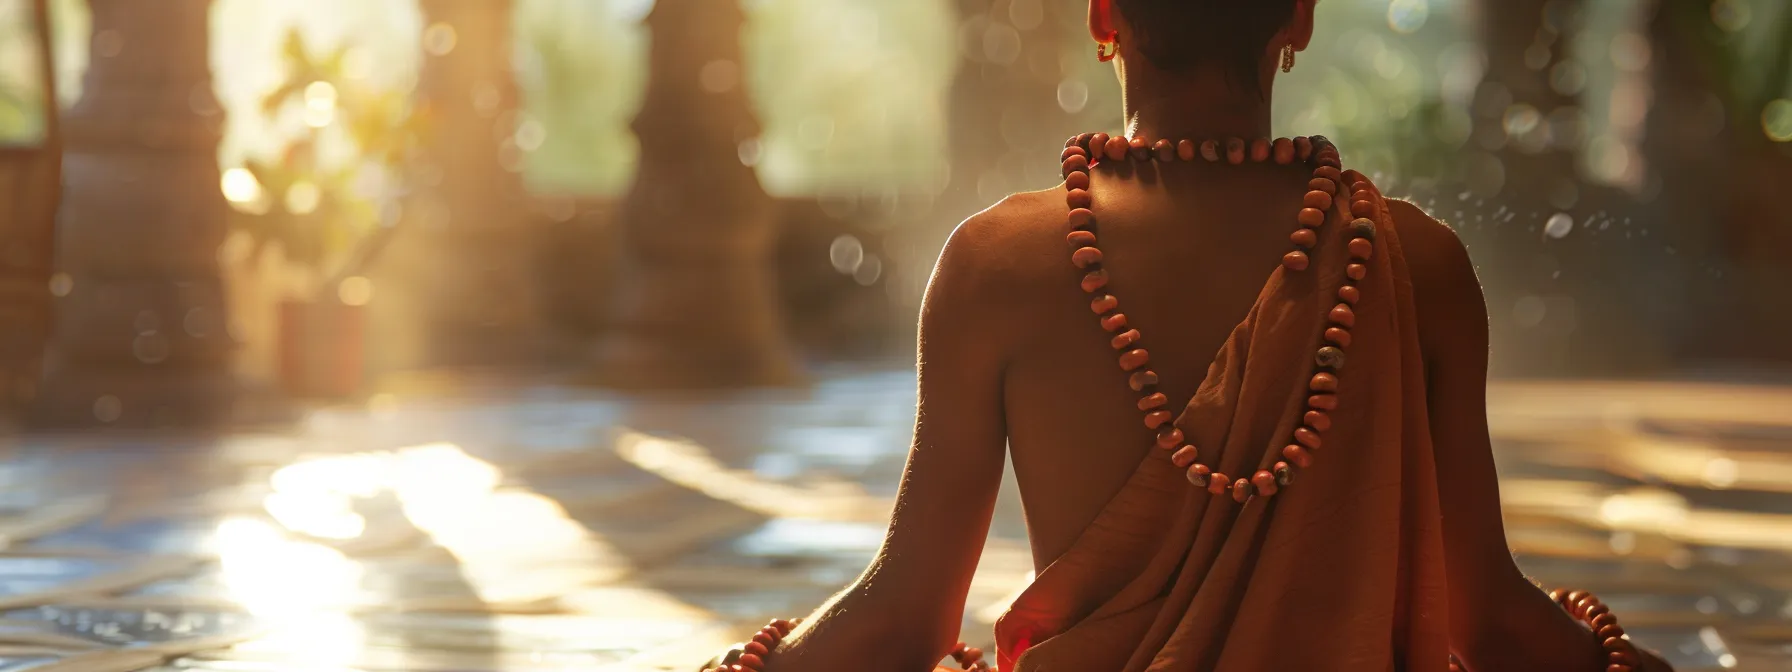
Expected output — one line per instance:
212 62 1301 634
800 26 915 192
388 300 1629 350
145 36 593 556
993 173 1453 671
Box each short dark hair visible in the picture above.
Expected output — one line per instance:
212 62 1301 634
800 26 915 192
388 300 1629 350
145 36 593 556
1114 0 1301 97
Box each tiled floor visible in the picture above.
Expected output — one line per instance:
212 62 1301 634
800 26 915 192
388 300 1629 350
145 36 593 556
0 370 1786 671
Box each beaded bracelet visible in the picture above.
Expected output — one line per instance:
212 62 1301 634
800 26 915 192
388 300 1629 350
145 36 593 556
700 618 990 672
1445 588 1644 672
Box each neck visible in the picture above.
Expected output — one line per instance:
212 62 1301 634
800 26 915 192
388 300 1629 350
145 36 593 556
1118 61 1274 141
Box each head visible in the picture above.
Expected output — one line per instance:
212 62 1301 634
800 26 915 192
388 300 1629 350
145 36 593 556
1088 0 1318 99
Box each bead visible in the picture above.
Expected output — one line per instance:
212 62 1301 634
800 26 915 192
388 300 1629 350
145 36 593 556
1595 624 1622 640
1349 238 1374 261
1600 638 1626 655
1346 263 1367 280
1309 394 1337 410
1352 186 1372 200
1066 170 1090 191
1338 285 1360 304
1304 410 1331 431
1585 603 1610 619
1318 154 1341 168
1608 650 1635 665
1105 135 1130 162
1128 370 1157 391
1111 328 1140 350
1232 479 1252 502
1072 247 1103 269
1303 191 1333 210
1137 392 1167 411
1172 445 1200 467
1274 462 1294 486
1061 146 1086 162
1351 199 1375 218
1330 303 1356 327
1062 155 1090 178
1325 327 1352 348
1207 473 1229 495
1076 132 1095 150
1590 613 1617 630
1067 188 1092 209
1090 133 1109 155
1606 666 1632 672
1067 230 1097 249
1068 207 1095 230
1308 178 1336 194
1225 138 1246 164
1152 139 1175 162
1081 269 1109 293
738 654 764 669
1563 590 1588 606
1316 346 1347 369
1156 426 1184 449
1252 470 1278 496
1129 136 1150 161
1177 139 1197 161
963 647 984 663
1294 136 1313 160
1101 313 1128 332
1290 228 1317 248
1314 166 1342 182
1273 138 1295 164
1200 140 1220 162
1282 251 1310 271
1120 348 1151 371
1310 372 1338 391
1249 138 1271 162
1283 444 1313 467
751 632 776 647
1186 463 1211 484
1294 427 1322 449
1065 135 1080 149
1298 208 1326 228
1351 218 1376 239
1090 294 1118 315
1143 409 1171 429
744 641 769 657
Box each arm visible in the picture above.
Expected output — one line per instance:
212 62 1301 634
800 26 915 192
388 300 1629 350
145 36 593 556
764 218 1013 672
1389 199 1609 672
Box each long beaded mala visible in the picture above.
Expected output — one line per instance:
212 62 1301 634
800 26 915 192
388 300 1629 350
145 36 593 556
703 134 1648 672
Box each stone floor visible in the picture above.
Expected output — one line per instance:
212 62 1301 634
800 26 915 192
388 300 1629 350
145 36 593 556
0 368 1786 671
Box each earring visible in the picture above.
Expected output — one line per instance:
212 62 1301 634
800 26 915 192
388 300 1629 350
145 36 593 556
1281 45 1296 73
1097 40 1118 63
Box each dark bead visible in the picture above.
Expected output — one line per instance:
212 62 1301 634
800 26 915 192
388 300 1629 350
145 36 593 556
1351 218 1376 239
1316 346 1347 369
1274 462 1295 486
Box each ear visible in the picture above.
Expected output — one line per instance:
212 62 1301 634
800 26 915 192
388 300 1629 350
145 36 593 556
1288 0 1317 51
1088 0 1117 43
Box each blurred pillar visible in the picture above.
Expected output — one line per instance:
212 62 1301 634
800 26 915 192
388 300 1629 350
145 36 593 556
389 0 544 369
587 0 799 388
35 0 237 428
0 0 59 425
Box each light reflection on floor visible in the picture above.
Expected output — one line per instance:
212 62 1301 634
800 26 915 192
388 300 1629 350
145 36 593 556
0 371 1783 670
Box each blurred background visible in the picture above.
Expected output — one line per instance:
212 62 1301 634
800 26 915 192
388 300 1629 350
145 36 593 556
0 0 1786 670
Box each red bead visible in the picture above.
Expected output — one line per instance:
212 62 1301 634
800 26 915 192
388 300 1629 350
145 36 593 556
1314 166 1342 182
1273 138 1295 164
1298 208 1326 228
951 642 969 656
1067 230 1096 249
1294 136 1313 160
1607 649 1635 665
1200 140 1220 161
1153 139 1175 162
1283 444 1314 467
1128 370 1157 391
1308 177 1336 194
1072 247 1103 269
1120 348 1151 371
1606 665 1632 672
1232 478 1252 502
1330 303 1357 327
1101 313 1128 332
1062 155 1089 177
1089 133 1110 157
1250 138 1271 162
1081 270 1109 293
1346 263 1367 280
1225 138 1246 164
1318 154 1341 168
1303 191 1333 210
1595 624 1622 640
1590 613 1617 630
1177 139 1197 161
1252 470 1279 496
1352 199 1375 218
751 632 776 647
1338 285 1360 305
1111 328 1140 350
1290 229 1317 248
1090 294 1118 315
1066 188 1092 209
1129 136 1150 161
1105 136 1130 162
1600 638 1626 655
1309 394 1337 410
744 641 769 657
1207 473 1229 494
1349 238 1374 261
1310 372 1338 391
1068 207 1095 230
1143 409 1172 429
962 647 984 663
1325 327 1352 348
737 654 764 669
1186 463 1211 484
1304 410 1331 431
1061 146 1086 161
1172 445 1200 467
1137 392 1167 411
1585 603 1610 619
1294 427 1322 449
1352 187 1372 200
1066 170 1090 191
1282 251 1310 271
1155 426 1183 449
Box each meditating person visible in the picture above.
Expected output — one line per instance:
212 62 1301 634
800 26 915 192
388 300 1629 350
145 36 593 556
708 1 1673 670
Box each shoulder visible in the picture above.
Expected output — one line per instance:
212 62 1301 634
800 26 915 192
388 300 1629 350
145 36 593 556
931 187 1068 296
1382 197 1489 357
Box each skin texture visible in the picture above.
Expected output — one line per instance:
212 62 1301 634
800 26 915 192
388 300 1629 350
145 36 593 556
761 2 1671 671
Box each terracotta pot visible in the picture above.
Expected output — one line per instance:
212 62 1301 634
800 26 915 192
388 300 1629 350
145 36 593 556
278 299 365 398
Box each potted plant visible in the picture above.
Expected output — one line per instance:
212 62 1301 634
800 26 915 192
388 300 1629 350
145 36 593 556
226 29 428 398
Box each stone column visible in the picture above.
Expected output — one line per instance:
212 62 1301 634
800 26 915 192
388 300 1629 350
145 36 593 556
0 0 59 423
35 0 236 428
587 0 799 388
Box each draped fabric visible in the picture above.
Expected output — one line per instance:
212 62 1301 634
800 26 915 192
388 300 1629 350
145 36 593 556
993 173 1452 671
